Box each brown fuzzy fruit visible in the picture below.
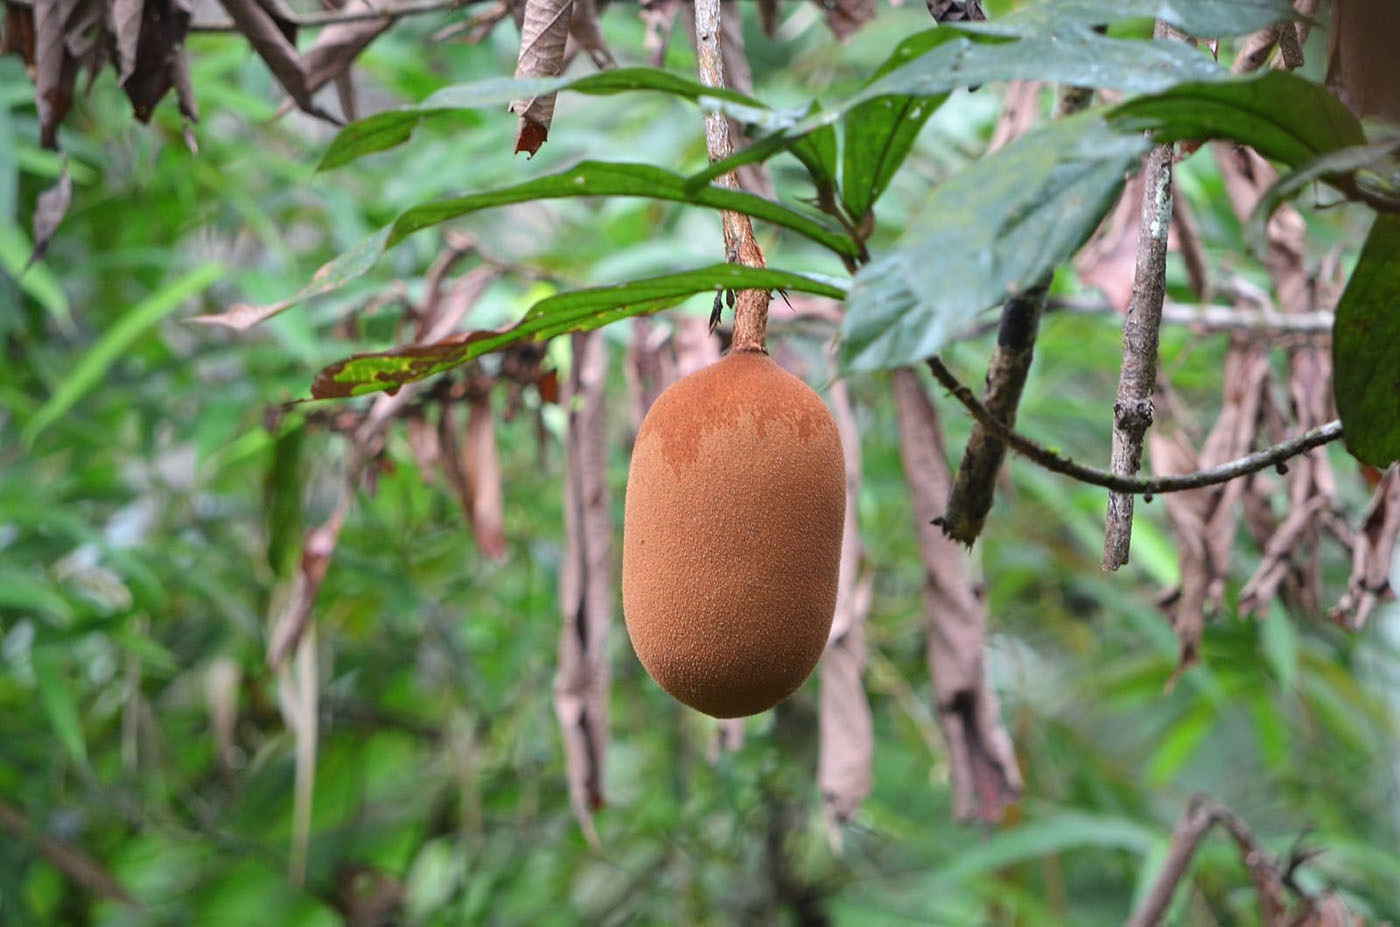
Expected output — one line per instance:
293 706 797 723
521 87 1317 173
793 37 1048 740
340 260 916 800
621 350 846 718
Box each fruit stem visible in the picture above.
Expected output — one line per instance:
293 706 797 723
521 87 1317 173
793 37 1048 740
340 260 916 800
694 0 769 353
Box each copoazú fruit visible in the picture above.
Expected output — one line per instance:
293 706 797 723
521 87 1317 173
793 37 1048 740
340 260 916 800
622 350 846 718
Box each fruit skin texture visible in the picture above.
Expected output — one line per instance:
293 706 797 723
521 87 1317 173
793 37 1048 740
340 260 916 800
622 350 846 718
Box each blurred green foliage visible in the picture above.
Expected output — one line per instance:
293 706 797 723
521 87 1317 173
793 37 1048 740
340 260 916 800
1 4 1398 925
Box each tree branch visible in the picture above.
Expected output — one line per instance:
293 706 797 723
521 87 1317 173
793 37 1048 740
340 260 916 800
694 0 768 352
1103 19 1177 570
0 799 138 907
925 357 1342 497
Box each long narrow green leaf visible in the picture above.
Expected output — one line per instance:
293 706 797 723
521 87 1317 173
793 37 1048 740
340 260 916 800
22 262 225 443
319 69 771 170
388 161 857 257
840 114 1148 373
311 265 847 398
32 648 87 765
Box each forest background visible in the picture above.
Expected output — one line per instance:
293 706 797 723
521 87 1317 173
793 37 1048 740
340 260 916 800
1 0 1399 924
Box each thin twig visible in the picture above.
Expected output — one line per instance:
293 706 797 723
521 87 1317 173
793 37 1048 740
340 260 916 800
1123 795 1220 927
1103 21 1177 570
925 357 1342 497
0 799 138 907
694 0 768 352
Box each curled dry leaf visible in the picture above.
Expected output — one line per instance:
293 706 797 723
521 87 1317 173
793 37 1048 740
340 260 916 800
1075 172 1147 314
554 329 612 840
1326 0 1400 123
28 159 71 268
891 367 1021 823
757 0 781 36
820 0 877 40
34 0 78 148
1330 466 1400 629
113 0 143 84
3 3 36 68
568 0 614 69
438 391 509 562
301 0 393 102
120 0 194 123
217 0 339 123
511 0 575 155
819 376 874 839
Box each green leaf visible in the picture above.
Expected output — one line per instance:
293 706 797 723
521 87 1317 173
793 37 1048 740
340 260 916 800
1111 70 1366 169
1144 703 1213 784
928 809 1158 889
1333 213 1400 467
840 114 1148 372
0 221 70 330
1260 601 1299 690
23 262 225 443
319 69 769 170
1246 138 1400 251
389 161 856 258
851 26 1223 113
981 0 1301 37
0 568 72 623
32 648 87 765
311 265 846 398
841 29 962 222
211 163 856 330
690 23 1222 191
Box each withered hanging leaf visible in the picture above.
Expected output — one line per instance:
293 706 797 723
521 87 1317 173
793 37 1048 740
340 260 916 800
301 0 393 99
819 0 876 40
440 393 509 561
568 0 614 68
113 0 143 84
121 0 193 123
27 159 71 268
3 3 36 68
1326 0 1400 123
554 329 612 840
511 0 575 155
819 377 874 838
34 0 78 148
758 0 781 36
891 368 1022 823
927 0 985 22
217 0 339 123
1075 172 1146 314
1331 467 1400 629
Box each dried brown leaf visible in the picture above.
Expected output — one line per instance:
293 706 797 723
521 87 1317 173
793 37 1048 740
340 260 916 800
1330 466 1400 629
927 0 985 22
891 367 1021 823
758 0 781 36
639 0 680 67
820 0 876 40
568 0 614 68
113 0 143 84
1326 0 1400 122
819 377 874 837
511 0 574 155
555 329 612 840
464 393 508 561
301 0 392 98
27 159 70 267
34 0 78 148
3 3 37 69
1076 172 1147 314
217 0 340 123
120 0 193 123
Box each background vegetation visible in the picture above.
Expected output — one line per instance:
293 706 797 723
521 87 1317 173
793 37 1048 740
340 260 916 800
2 1 1398 924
